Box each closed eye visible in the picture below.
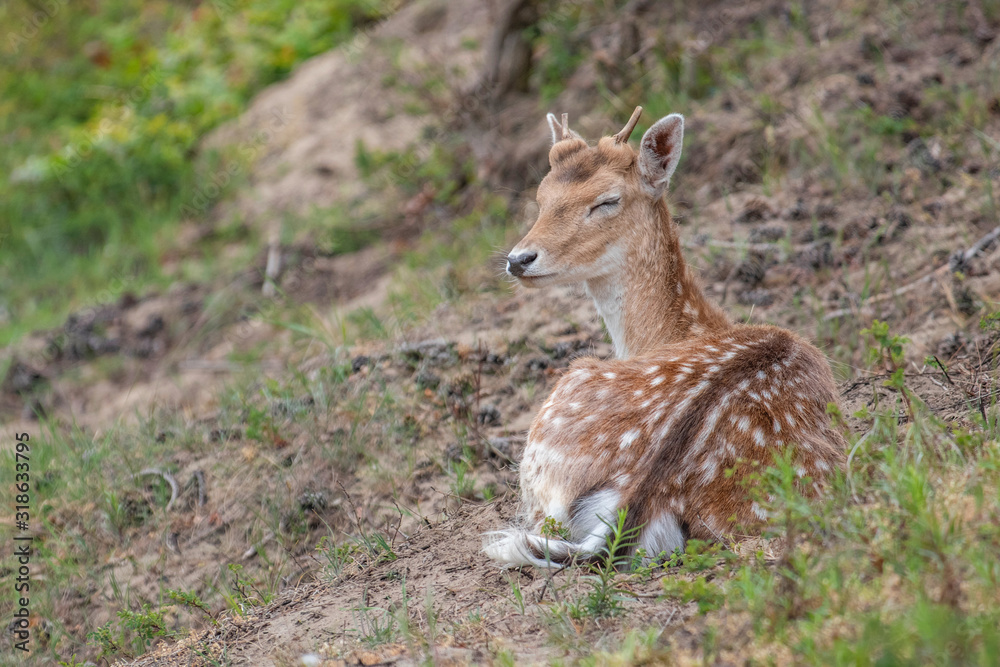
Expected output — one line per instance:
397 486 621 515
588 197 620 215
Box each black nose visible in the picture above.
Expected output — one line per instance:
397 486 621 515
506 251 538 277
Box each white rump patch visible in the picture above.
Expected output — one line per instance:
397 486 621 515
568 488 622 540
639 513 685 557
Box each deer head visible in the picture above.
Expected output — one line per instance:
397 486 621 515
505 107 685 285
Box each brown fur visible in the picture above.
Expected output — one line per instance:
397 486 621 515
486 111 847 568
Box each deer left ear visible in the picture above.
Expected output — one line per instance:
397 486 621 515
546 112 583 145
638 114 684 196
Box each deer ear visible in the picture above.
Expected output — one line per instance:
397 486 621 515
546 112 583 145
638 114 684 195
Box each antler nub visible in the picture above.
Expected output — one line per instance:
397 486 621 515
561 113 569 140
613 106 643 144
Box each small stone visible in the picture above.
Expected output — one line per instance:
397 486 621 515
477 404 501 426
734 197 773 224
298 490 328 512
527 357 549 371
748 225 785 243
737 289 775 307
415 369 440 390
351 355 370 374
735 250 772 286
936 332 967 358
785 198 809 220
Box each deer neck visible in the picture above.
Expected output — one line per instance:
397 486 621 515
584 200 731 359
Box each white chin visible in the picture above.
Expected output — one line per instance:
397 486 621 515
517 274 557 287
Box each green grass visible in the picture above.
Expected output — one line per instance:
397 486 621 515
0 0 392 345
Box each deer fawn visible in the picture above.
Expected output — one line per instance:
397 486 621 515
484 107 846 568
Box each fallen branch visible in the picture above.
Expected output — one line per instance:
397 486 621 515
823 225 999 321
242 531 275 561
133 468 180 512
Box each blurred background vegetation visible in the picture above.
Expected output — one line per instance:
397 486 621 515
0 0 391 345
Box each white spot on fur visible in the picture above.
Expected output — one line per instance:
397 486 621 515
603 372 617 380
737 416 751 432
816 459 831 472
754 428 766 447
651 376 665 386
699 457 719 485
757 370 767 380
645 365 660 375
689 380 711 397
751 502 769 521
774 419 782 433
619 429 640 450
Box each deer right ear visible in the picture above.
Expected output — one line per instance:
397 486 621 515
638 114 684 196
546 112 583 145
